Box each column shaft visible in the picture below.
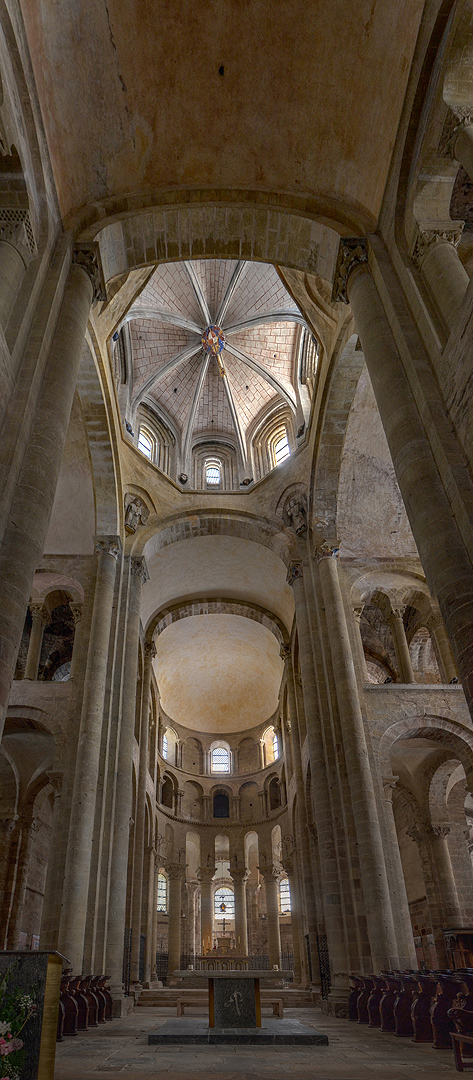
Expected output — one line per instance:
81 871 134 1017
130 641 156 986
57 538 119 971
198 867 215 953
418 234 468 334
289 569 349 984
167 866 183 974
262 867 282 968
0 260 94 740
430 616 458 683
389 609 416 683
231 869 249 955
0 240 27 329
317 550 398 970
284 862 303 982
347 260 473 716
143 847 156 987
106 557 147 998
23 606 46 680
428 825 463 927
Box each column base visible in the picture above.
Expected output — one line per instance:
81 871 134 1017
320 989 349 1017
111 993 135 1017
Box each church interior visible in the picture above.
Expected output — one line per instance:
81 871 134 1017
5 0 473 1075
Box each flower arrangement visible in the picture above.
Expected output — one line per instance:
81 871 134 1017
0 965 37 1080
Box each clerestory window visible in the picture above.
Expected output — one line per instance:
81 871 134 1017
274 432 290 464
214 886 235 919
211 746 230 773
279 876 291 914
157 873 168 912
138 427 154 459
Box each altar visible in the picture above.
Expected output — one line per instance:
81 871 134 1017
174 968 294 1027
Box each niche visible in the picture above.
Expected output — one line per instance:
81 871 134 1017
213 791 230 818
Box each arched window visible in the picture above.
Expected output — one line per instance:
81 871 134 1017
213 791 230 818
138 426 155 460
161 777 173 809
162 732 168 758
214 886 235 919
279 876 291 914
212 746 230 773
205 459 221 486
269 776 281 811
262 726 279 765
273 431 290 465
157 873 168 912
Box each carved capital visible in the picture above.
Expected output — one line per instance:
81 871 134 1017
47 771 63 797
429 823 451 839
259 863 283 884
145 640 157 661
73 242 106 302
286 561 303 585
166 861 186 880
412 225 464 269
131 555 149 584
389 606 406 624
382 775 399 802
94 535 121 560
439 106 473 158
315 540 339 562
279 643 291 661
230 868 250 885
332 237 368 303
407 824 427 845
197 866 216 883
352 604 364 623
69 602 83 625
29 602 48 624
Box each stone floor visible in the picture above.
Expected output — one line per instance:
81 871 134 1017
53 1005 462 1079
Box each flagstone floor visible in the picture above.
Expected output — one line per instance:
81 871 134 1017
54 1005 461 1079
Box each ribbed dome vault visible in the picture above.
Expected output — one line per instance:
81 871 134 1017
126 259 307 476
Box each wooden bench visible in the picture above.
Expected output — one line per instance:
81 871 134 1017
263 997 283 1018
451 1032 473 1072
176 997 207 1017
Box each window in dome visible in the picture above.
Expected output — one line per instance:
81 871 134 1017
212 746 230 773
279 876 291 914
162 732 168 758
138 427 154 459
274 433 290 464
272 731 279 759
214 886 235 919
157 873 168 912
205 461 221 485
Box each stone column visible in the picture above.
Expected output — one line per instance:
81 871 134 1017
130 639 156 988
57 537 120 972
230 868 249 955
388 606 416 683
7 808 38 948
316 544 399 970
413 227 468 335
407 823 449 965
106 556 148 1004
427 823 463 927
23 604 47 680
381 777 417 967
287 563 349 988
197 866 215 953
69 603 83 679
166 863 185 975
282 856 303 982
428 611 458 683
39 771 63 951
260 865 282 969
0 249 100 741
246 882 260 955
143 846 156 987
335 240 473 718
186 880 199 960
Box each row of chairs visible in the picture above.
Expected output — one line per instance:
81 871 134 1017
58 972 114 1039
348 969 473 1056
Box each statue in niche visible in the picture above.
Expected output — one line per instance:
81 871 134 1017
285 496 307 536
124 493 150 533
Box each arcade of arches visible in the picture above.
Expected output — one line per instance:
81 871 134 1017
6 0 473 1024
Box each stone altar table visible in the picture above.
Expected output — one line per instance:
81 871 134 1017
148 969 329 1045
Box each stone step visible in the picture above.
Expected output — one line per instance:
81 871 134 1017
137 987 315 1008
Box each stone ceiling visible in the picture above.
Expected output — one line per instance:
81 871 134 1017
127 259 304 457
